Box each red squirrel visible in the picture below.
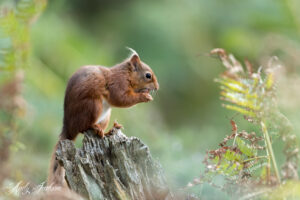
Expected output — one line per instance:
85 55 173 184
47 49 159 186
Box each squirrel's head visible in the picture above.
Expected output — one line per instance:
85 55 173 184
126 48 159 97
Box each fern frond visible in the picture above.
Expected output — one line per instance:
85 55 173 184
222 104 256 117
16 0 47 24
211 49 278 122
0 0 46 71
211 48 300 185
203 122 266 187
236 137 257 157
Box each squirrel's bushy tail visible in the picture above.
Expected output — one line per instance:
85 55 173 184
47 132 68 188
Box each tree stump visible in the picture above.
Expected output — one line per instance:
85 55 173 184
56 128 172 200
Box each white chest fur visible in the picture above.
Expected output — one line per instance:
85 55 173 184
96 99 111 124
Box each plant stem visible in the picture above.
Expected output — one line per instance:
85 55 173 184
261 121 281 184
243 156 268 163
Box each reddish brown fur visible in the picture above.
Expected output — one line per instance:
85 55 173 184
47 53 159 187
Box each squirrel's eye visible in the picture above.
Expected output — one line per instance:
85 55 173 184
145 73 152 79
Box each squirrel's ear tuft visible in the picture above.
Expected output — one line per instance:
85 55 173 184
127 47 139 56
127 47 141 70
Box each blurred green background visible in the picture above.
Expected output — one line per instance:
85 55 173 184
2 0 300 199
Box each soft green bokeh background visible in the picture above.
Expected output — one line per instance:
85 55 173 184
3 0 300 199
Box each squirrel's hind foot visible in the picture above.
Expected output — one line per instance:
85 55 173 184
90 124 104 138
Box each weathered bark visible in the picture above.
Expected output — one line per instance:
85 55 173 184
56 127 173 200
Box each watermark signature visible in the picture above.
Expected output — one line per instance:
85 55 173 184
3 181 61 197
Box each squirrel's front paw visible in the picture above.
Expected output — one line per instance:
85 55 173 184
105 121 122 136
140 93 153 102
113 121 123 129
